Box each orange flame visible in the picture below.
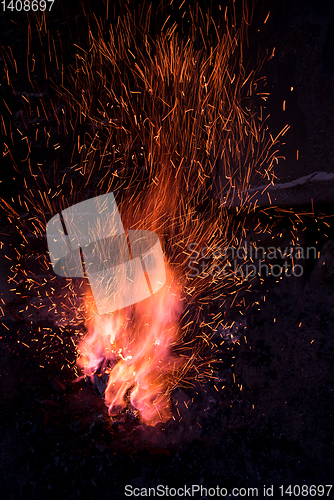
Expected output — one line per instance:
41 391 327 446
76 266 183 426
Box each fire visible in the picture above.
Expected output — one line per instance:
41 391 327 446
77 268 183 426
0 0 289 429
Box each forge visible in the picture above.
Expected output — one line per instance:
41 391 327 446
1 0 334 498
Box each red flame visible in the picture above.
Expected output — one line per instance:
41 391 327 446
76 266 183 426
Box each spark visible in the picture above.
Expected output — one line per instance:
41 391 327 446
0 0 310 426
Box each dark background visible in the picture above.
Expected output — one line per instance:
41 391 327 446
1 1 334 499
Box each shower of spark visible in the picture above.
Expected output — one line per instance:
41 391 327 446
0 0 288 424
